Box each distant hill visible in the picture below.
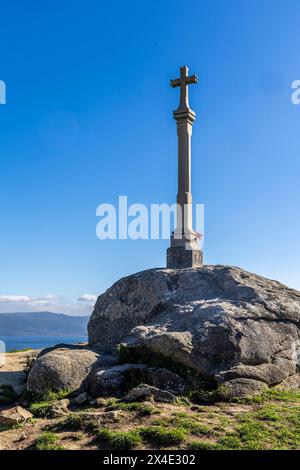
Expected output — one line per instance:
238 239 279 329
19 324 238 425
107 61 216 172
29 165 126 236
0 311 89 337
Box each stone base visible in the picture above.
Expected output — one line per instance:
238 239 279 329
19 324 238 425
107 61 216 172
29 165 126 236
166 246 203 269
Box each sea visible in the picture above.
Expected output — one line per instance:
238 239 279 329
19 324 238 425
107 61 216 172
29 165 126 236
0 335 88 352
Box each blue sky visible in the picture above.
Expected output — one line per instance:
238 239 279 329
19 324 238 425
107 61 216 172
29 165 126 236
0 0 299 315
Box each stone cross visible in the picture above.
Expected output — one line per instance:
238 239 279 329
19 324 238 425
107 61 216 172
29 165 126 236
170 65 198 110
167 66 203 269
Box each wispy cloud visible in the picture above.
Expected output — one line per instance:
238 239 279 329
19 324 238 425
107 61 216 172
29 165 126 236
0 294 93 316
0 294 58 304
77 294 97 303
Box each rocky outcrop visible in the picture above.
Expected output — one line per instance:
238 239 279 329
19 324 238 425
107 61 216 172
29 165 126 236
26 266 300 398
88 265 300 396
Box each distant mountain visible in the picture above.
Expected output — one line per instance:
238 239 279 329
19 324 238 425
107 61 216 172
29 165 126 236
0 311 89 337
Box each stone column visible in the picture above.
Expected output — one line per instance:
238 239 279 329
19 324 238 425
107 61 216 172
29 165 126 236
167 67 203 269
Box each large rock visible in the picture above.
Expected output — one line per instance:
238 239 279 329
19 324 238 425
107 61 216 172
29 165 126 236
27 345 104 395
88 266 300 395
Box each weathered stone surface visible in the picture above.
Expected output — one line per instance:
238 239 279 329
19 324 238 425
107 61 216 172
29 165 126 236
276 373 300 391
125 384 176 403
80 410 123 424
0 406 32 426
50 399 70 418
221 379 268 398
88 363 147 397
27 346 102 395
146 368 186 394
88 266 300 396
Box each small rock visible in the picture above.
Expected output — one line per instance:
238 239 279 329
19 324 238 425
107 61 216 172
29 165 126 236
88 398 97 406
0 406 33 426
190 405 202 412
73 392 89 406
94 398 107 407
80 409 122 423
50 399 70 418
125 384 176 403
58 398 70 408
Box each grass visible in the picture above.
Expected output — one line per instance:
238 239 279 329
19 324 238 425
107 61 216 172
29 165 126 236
186 386 231 404
169 416 212 437
55 413 85 431
153 415 212 437
139 426 186 446
186 440 222 450
52 412 98 434
0 422 23 432
213 403 300 450
97 428 141 449
233 388 300 405
29 389 70 418
3 385 300 450
30 401 56 418
24 389 70 405
218 434 243 450
34 432 65 450
107 401 158 416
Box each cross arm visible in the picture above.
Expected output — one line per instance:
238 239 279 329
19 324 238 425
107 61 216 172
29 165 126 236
170 78 181 88
186 74 198 85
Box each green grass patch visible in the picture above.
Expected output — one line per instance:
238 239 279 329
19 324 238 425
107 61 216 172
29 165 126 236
139 426 186 447
55 413 85 431
29 401 56 418
97 428 141 449
107 401 158 416
233 388 300 405
186 440 222 450
51 412 98 434
186 385 230 405
23 388 70 405
218 434 243 450
34 432 65 450
255 406 280 422
28 389 70 418
153 415 211 437
0 422 23 432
